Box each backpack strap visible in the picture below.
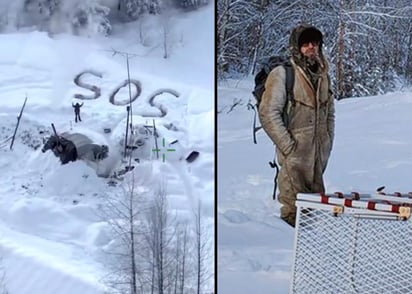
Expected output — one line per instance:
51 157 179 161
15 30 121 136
280 63 295 130
284 63 295 107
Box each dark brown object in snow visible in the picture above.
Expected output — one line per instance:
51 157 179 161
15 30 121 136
185 151 199 163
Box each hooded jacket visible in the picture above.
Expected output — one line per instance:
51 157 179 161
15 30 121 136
259 24 335 191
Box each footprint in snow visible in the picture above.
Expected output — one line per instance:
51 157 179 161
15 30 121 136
222 209 250 224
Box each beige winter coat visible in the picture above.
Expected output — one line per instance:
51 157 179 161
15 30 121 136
260 58 334 164
259 57 335 217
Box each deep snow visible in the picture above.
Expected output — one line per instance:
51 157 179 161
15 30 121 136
0 3 214 294
217 77 412 294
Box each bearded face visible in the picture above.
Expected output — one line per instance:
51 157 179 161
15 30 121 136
290 25 327 72
300 41 319 60
300 40 324 71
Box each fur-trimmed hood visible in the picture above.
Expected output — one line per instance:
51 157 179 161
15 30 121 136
289 24 328 72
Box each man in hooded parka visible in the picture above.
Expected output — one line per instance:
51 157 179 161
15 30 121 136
72 102 84 122
259 24 335 227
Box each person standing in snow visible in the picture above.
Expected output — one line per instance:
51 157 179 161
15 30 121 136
259 24 335 227
72 102 84 123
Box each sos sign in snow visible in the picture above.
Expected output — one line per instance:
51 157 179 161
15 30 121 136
73 70 180 117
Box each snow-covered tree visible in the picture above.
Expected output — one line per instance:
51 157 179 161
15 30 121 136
175 0 209 10
69 0 112 36
23 0 59 18
0 0 113 36
118 0 162 21
19 0 59 30
0 2 13 31
218 0 412 98
118 0 146 20
148 0 162 14
0 0 212 37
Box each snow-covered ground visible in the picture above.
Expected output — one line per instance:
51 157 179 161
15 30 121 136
0 4 214 294
217 78 412 293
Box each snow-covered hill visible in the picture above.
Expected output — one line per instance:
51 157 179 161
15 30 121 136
217 78 412 294
0 3 214 294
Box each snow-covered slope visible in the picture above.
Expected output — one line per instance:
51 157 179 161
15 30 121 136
0 4 214 294
217 78 412 294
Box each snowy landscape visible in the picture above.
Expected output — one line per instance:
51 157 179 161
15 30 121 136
217 78 412 294
0 1 214 294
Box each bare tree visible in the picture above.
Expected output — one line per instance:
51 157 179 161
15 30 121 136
159 10 176 59
100 165 153 294
193 200 212 294
101 162 198 294
142 183 177 294
173 223 182 294
138 16 148 46
170 221 191 294
179 223 191 294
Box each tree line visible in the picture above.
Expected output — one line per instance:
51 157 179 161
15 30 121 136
0 0 210 38
218 0 412 99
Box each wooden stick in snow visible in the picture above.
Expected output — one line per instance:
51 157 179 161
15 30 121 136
10 95 28 150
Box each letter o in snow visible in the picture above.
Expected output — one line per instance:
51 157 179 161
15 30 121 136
109 79 142 106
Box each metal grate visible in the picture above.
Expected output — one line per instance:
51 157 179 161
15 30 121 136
290 193 412 294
